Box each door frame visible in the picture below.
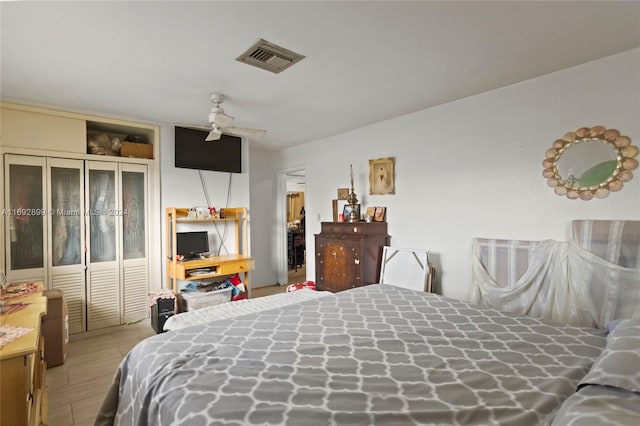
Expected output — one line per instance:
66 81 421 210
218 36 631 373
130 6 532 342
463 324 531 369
276 165 306 285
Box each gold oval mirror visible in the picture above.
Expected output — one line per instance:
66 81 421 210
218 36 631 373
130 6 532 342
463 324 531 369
543 126 638 200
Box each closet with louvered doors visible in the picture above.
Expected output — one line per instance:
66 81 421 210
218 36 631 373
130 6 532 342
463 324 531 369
85 161 149 330
4 155 87 334
3 154 149 333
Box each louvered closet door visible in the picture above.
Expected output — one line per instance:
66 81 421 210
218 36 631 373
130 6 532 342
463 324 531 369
85 161 121 330
4 155 47 283
121 164 149 323
47 158 86 334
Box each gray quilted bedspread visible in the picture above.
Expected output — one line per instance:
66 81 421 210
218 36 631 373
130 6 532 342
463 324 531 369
98 285 607 426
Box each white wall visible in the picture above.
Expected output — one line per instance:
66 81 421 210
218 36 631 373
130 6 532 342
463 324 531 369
260 48 639 302
248 146 279 287
159 124 251 288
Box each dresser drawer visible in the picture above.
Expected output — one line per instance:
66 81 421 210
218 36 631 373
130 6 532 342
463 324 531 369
321 222 346 234
320 222 387 236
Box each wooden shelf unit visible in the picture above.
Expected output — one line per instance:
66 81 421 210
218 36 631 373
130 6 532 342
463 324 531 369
165 207 254 298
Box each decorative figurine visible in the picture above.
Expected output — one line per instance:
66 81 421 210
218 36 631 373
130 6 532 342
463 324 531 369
347 165 360 223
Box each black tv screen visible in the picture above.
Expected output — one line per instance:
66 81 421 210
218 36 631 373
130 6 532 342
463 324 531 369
175 126 242 173
176 231 209 258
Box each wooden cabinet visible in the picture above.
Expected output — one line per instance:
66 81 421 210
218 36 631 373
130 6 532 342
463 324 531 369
0 282 47 426
288 230 305 270
315 222 389 292
1 106 86 154
165 207 255 298
0 102 157 158
1 102 160 335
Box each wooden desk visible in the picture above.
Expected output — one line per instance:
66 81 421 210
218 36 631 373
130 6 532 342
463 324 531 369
165 207 254 298
1 282 47 426
168 254 255 297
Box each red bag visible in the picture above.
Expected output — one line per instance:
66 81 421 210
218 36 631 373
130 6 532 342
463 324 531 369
231 291 248 302
286 281 316 292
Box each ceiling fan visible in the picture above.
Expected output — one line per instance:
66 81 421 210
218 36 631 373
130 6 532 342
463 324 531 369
198 93 267 141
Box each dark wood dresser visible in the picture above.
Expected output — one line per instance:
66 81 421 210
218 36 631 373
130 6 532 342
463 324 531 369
315 222 390 292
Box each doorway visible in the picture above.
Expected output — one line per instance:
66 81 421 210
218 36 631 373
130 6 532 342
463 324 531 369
285 169 306 284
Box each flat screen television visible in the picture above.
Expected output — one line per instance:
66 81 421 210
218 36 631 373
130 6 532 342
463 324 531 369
174 126 242 173
176 231 209 259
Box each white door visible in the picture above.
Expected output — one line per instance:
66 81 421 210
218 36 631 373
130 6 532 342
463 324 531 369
4 154 47 283
85 161 121 330
47 158 86 334
120 163 149 323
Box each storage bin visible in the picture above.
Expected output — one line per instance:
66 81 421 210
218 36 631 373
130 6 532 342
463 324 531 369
42 290 68 367
120 141 153 159
180 287 232 311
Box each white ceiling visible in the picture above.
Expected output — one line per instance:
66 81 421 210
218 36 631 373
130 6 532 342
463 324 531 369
2 1 639 150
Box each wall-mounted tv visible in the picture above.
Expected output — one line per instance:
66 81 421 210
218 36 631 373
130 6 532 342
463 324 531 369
176 231 210 259
175 126 242 173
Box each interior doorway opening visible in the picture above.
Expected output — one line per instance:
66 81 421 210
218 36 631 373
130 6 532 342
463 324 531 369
285 170 306 284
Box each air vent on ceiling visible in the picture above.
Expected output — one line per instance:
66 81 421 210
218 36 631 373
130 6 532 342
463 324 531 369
236 39 305 74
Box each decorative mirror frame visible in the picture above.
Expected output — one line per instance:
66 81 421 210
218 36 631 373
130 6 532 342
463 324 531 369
542 126 638 200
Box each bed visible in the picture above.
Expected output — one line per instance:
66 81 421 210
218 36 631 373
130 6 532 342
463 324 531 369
163 288 331 331
95 282 640 426
98 228 640 426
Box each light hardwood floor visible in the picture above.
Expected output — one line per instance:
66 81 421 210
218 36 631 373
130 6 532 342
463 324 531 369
47 266 305 425
286 264 307 285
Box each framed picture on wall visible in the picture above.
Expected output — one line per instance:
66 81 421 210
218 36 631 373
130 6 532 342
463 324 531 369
369 157 395 195
337 188 349 200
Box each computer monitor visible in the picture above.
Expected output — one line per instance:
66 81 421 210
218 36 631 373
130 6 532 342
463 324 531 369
176 231 209 259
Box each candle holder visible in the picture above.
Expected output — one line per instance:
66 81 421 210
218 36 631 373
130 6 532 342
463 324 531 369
347 165 360 223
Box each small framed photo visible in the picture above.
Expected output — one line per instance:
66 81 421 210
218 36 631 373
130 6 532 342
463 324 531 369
365 206 376 218
369 157 395 195
333 199 349 222
373 206 386 222
343 204 361 222
337 188 349 200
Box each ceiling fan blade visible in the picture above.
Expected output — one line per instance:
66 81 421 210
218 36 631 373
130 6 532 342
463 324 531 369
209 111 235 128
205 127 223 141
224 127 267 138
175 124 211 132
